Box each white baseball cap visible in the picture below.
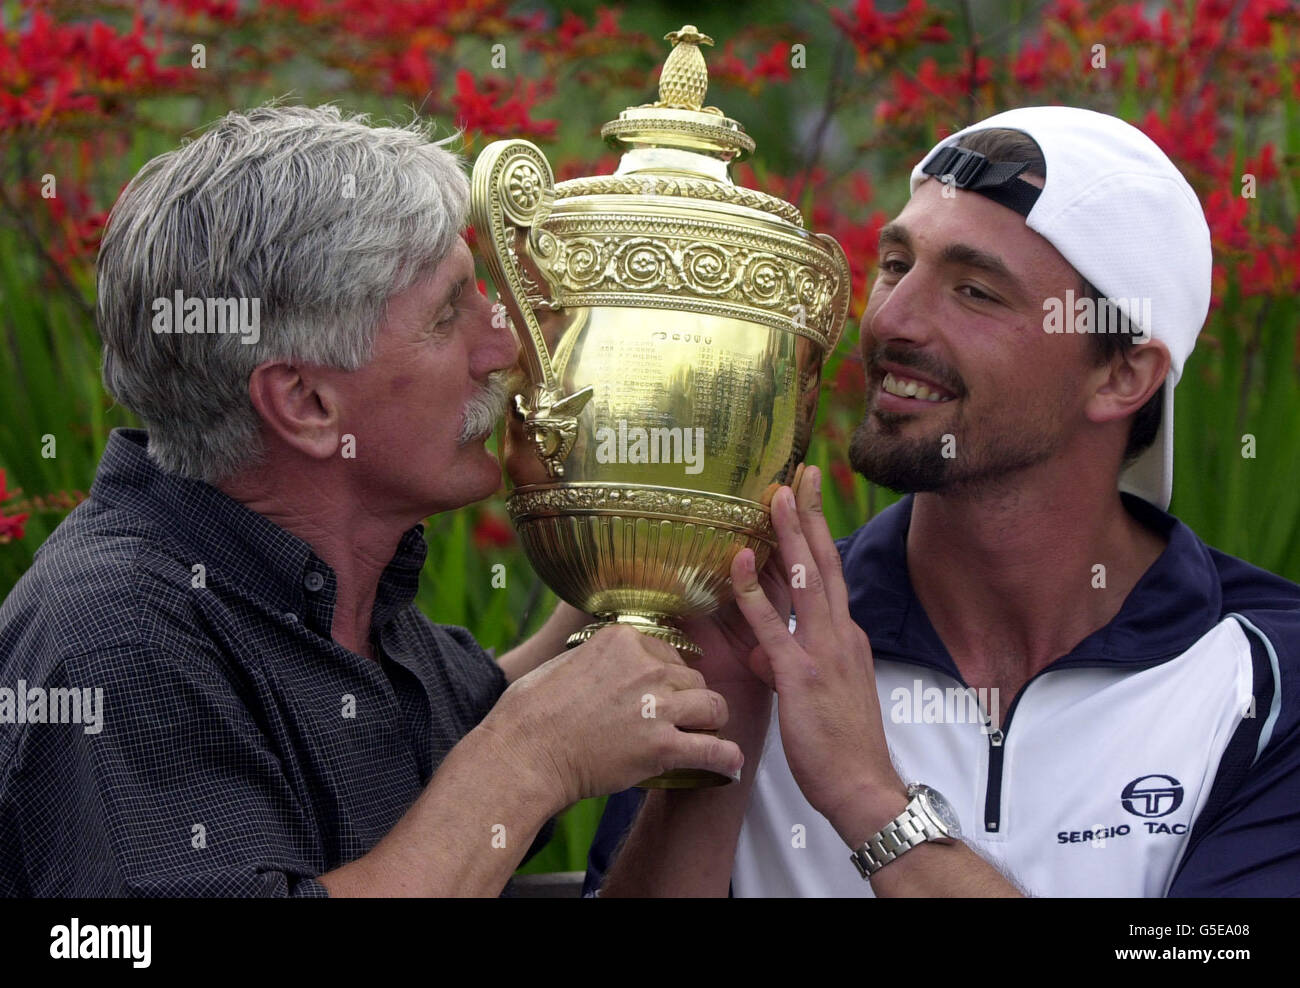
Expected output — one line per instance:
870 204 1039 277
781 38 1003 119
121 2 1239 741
908 106 1213 510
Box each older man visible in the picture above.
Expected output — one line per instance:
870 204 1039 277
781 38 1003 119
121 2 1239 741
0 104 743 897
588 107 1300 897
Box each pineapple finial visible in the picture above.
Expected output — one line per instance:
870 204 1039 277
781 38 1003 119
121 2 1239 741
656 24 715 111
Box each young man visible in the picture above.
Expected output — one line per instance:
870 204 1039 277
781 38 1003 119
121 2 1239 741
588 106 1300 897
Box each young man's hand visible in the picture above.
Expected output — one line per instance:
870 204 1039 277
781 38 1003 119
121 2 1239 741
729 466 905 843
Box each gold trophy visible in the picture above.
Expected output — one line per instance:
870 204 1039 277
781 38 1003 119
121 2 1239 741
471 25 850 787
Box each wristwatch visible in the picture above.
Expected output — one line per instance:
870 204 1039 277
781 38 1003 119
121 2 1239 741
849 783 962 880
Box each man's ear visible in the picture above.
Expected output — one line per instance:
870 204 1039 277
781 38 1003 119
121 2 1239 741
247 361 341 461
1085 340 1170 425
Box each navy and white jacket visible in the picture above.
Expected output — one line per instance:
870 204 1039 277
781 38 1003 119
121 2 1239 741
585 494 1300 896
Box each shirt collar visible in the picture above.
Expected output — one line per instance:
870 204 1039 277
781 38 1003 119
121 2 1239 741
837 492 1222 680
90 428 427 633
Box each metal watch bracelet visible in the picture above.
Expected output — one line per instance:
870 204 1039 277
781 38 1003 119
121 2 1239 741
849 784 959 880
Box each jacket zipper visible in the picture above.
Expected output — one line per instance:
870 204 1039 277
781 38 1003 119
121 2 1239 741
984 727 1006 832
980 668 1040 835
978 657 1170 834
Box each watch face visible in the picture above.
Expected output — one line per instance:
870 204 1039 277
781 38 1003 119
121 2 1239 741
914 784 962 839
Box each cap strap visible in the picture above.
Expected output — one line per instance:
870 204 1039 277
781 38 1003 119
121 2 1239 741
921 145 1043 218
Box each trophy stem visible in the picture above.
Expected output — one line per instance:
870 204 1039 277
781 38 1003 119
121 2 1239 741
566 613 732 790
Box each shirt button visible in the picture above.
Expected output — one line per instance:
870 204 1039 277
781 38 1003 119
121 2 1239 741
284 612 299 623
303 571 325 592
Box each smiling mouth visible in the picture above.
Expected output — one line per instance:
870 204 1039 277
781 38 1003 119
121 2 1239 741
879 371 956 403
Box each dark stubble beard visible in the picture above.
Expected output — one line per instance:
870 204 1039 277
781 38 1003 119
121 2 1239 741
848 346 1065 495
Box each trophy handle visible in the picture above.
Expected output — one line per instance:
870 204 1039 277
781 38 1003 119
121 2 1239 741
814 231 852 359
469 139 565 391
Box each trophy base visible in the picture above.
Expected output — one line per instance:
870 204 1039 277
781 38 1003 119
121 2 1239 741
566 613 703 661
567 614 731 789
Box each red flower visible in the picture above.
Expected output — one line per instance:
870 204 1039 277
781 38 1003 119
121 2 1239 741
1239 0 1295 48
1243 144 1280 184
1097 3 1155 44
472 512 515 550
834 0 951 59
0 470 29 544
828 209 888 316
0 513 27 543
0 10 184 131
453 69 556 138
1138 102 1225 183
525 6 638 58
1233 226 1300 298
829 460 857 501
832 357 866 401
1203 188 1252 252
848 173 874 205
707 40 796 92
387 42 438 100
555 10 587 49
874 57 981 125
751 42 794 83
158 0 241 20
593 7 621 37
1012 44 1047 88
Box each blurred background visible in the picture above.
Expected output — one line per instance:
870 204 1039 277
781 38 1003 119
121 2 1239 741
1 0 1297 875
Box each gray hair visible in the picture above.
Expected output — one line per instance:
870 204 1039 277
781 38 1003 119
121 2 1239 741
97 102 469 483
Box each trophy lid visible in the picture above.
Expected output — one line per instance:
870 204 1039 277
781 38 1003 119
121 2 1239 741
571 25 803 226
600 25 756 162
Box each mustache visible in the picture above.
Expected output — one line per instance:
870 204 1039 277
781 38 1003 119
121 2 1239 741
866 343 965 397
458 369 511 444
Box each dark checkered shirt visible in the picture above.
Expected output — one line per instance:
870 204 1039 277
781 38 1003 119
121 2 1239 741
0 428 546 896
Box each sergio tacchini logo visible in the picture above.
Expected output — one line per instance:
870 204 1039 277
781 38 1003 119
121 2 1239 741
1121 774 1184 818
